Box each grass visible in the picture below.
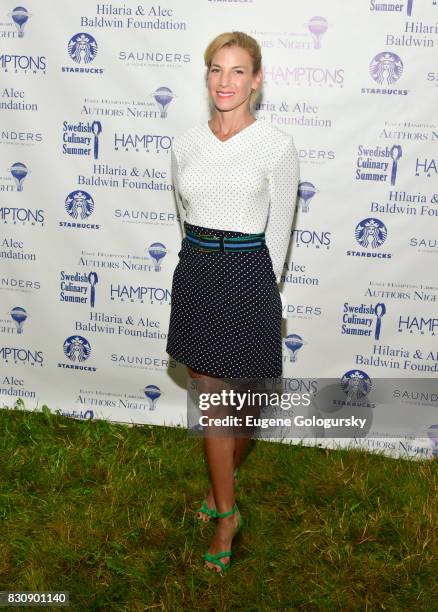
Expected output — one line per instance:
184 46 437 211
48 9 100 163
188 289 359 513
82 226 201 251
0 399 437 611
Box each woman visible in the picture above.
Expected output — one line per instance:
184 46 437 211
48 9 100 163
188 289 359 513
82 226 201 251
166 31 299 573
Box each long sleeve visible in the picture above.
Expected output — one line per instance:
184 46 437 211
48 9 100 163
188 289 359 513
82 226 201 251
170 147 186 237
265 136 300 284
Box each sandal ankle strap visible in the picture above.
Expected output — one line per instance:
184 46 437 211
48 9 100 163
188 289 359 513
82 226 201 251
215 502 239 519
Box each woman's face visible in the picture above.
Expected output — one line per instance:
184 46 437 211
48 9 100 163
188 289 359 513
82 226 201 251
207 45 262 113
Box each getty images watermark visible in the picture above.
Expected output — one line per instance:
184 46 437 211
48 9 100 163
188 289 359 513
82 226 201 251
186 377 438 440
196 388 367 431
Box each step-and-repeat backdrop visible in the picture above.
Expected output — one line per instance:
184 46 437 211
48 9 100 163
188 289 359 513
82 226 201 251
1 1 437 460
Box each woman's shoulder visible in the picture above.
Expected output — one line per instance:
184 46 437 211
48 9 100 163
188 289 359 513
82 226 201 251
254 120 294 146
253 120 296 164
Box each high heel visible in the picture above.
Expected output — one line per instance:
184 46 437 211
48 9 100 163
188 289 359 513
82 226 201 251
203 503 242 574
196 468 240 522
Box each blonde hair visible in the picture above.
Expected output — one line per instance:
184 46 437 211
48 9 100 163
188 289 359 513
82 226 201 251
204 31 262 110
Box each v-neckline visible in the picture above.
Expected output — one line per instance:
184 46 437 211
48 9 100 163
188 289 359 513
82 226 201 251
206 119 258 144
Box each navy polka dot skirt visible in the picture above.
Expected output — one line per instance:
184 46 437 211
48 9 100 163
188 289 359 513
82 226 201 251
166 221 283 379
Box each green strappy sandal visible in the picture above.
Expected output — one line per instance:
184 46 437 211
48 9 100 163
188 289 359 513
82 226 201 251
203 503 243 574
196 498 218 520
196 468 240 522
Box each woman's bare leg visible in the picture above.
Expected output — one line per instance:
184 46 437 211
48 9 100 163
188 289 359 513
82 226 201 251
187 366 242 570
188 366 251 521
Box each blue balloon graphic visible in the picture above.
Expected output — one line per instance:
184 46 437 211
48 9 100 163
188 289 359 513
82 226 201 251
148 242 166 272
10 162 28 192
10 306 27 333
144 385 161 410
12 6 29 37
298 181 316 213
307 16 328 49
285 334 304 362
153 87 174 118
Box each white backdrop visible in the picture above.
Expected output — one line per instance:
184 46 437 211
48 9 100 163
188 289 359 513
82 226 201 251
1 1 437 459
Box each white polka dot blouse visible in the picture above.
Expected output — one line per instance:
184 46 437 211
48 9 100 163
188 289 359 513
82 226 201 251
170 119 300 284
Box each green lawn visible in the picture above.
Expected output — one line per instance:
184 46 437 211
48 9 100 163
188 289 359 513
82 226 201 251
1 400 436 611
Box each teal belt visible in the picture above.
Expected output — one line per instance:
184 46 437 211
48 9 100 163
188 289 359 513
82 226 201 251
185 229 266 253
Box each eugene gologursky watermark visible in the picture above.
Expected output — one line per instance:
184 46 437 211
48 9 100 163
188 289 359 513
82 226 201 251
187 377 438 441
